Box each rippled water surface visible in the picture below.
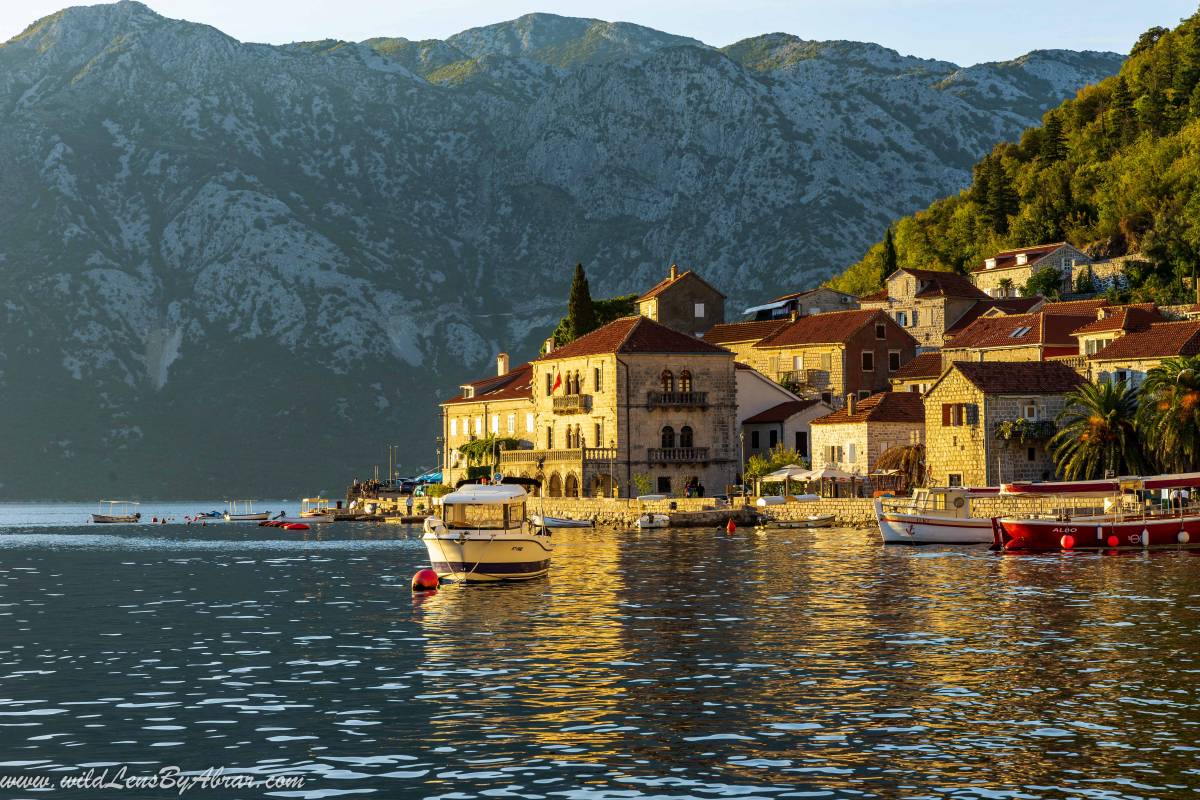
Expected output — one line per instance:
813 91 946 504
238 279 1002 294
1 505 1200 798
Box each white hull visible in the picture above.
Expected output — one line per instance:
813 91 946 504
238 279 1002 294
773 515 836 529
91 514 140 524
422 532 553 581
634 513 670 529
225 512 269 522
278 514 334 524
531 515 593 529
877 511 994 544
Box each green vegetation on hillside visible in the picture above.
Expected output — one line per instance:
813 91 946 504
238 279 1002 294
831 10 1200 304
543 262 638 352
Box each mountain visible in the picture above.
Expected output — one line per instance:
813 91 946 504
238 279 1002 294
0 2 1123 498
831 11 1200 300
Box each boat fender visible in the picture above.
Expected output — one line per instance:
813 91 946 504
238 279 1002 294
411 568 440 593
1060 534 1074 550
1107 534 1119 548
1142 527 1150 549
1179 531 1190 544
725 518 736 534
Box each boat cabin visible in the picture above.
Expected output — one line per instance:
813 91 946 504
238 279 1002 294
440 484 528 531
895 486 996 518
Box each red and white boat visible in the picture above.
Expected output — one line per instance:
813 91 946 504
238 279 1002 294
874 486 1000 544
994 472 1200 551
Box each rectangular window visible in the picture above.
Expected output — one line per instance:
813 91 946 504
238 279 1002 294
948 474 963 487
795 431 808 457
595 422 603 446
769 429 778 448
1022 401 1038 420
821 353 832 371
474 417 483 435
657 476 672 494
911 310 919 327
1027 447 1037 461
889 350 901 372
862 351 874 372
594 365 603 391
847 442 857 463
895 311 908 326
694 302 705 318
792 355 804 371
490 415 499 434
965 404 979 425
546 426 553 449
875 323 886 339
450 419 458 436
506 414 516 434
751 430 761 450
546 373 553 396
526 413 535 433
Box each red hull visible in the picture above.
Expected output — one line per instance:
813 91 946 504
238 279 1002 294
996 515 1200 551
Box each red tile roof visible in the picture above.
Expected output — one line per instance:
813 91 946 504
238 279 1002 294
1039 298 1110 315
637 267 725 302
971 242 1069 273
810 391 925 425
944 311 1092 350
536 316 731 361
858 288 889 303
702 318 789 345
901 268 991 300
944 297 1043 338
1087 320 1200 361
443 362 533 405
1070 305 1164 336
742 399 824 424
890 352 943 381
752 309 896 349
950 360 1086 394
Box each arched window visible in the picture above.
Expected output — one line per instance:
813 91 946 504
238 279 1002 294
565 474 579 498
661 370 674 392
576 425 585 449
661 426 675 449
679 370 693 392
680 425 694 448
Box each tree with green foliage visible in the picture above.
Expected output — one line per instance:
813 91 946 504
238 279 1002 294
1050 381 1148 480
1040 114 1068 163
1109 75 1137 146
744 446 808 495
1073 266 1094 294
881 227 898 286
1021 266 1065 299
545 293 638 352
1136 355 1200 473
1132 26 1170 57
564 263 597 342
981 157 1018 235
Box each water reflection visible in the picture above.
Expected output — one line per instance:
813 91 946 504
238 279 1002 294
0 521 1196 798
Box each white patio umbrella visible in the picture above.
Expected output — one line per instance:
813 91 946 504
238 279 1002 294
762 465 812 497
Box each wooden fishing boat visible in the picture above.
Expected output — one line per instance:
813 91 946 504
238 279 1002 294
90 500 141 524
224 500 269 522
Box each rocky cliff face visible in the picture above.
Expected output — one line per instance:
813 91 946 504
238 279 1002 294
0 2 1122 497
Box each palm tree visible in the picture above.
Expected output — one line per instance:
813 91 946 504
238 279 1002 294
874 444 925 491
1135 356 1200 473
1051 380 1148 480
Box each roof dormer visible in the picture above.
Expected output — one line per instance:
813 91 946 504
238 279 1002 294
1015 253 1028 266
985 258 997 269
461 386 475 399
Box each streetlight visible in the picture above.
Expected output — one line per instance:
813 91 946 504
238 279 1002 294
609 438 615 499
738 431 745 507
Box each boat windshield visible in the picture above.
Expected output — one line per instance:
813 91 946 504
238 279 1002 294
443 501 525 530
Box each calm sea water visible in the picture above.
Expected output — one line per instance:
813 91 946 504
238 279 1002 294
0 503 1199 799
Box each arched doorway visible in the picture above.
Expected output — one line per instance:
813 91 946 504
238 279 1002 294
591 474 612 498
548 473 563 497
565 473 579 498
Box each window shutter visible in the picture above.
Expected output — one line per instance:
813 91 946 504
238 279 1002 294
941 403 951 426
966 404 979 425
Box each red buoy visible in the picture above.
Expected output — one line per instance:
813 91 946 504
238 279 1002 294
282 523 310 530
412 568 440 593
1060 534 1075 550
1107 534 1119 548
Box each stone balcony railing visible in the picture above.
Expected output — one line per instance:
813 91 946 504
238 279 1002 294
647 390 708 408
1048 354 1088 372
552 394 591 414
647 446 711 464
498 447 617 465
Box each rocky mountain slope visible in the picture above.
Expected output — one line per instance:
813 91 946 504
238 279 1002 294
0 1 1123 497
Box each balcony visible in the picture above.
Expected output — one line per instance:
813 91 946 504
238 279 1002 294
1048 354 1088 373
499 447 617 466
777 368 826 388
647 390 708 409
552 394 591 414
647 447 711 464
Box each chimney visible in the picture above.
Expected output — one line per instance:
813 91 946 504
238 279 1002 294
846 393 857 415
497 352 510 376
543 337 555 354
669 263 679 280
789 309 799 322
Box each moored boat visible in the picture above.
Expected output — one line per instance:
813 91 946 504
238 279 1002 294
995 473 1200 551
530 514 594 529
224 500 269 522
774 514 836 529
875 486 1000 544
297 497 336 523
90 500 141 524
422 484 553 581
634 513 670 529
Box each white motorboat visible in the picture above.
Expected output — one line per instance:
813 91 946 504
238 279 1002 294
297 497 336 523
634 513 670 529
422 484 552 581
91 500 141 524
530 514 594 529
874 486 999 544
224 500 269 522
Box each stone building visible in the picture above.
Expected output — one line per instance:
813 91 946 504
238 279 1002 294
940 310 1093 367
889 352 944 394
741 398 830 466
746 309 918 407
440 356 535 487
810 392 925 476
942 297 1043 344
858 267 993 350
496 316 738 498
702 318 789 365
636 264 725 337
742 287 859 320
923 361 1085 487
1086 320 1200 387
969 242 1092 298
1068 304 1164 358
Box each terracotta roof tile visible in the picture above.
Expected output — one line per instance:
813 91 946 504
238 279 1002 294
753 309 897 349
702 318 789 345
742 399 824 424
890 352 943 381
444 362 533 405
1088 320 1200 361
1070 305 1164 336
900 267 991 300
950 360 1086 394
945 311 1092 350
536 316 731 361
858 289 889 302
944 297 1043 338
1039 298 1110 315
636 267 725 302
971 241 1069 273
810 391 925 425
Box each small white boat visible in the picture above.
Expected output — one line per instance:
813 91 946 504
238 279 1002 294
531 514 594 529
634 513 670 529
297 497 336 523
875 487 999 544
422 484 553 581
774 514 836 529
91 500 141 524
224 500 269 522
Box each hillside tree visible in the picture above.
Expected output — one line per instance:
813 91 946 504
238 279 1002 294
564 262 597 342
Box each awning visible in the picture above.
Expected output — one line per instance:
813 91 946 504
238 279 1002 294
741 299 790 316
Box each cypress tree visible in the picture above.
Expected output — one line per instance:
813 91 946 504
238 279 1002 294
881 227 898 287
1039 115 1068 163
1110 76 1136 144
984 160 1017 236
564 262 596 342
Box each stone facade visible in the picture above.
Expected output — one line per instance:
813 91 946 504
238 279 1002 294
637 266 726 337
862 268 990 350
971 243 1092 297
810 419 923 475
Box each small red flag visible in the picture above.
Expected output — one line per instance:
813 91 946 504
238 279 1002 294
551 371 562 393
